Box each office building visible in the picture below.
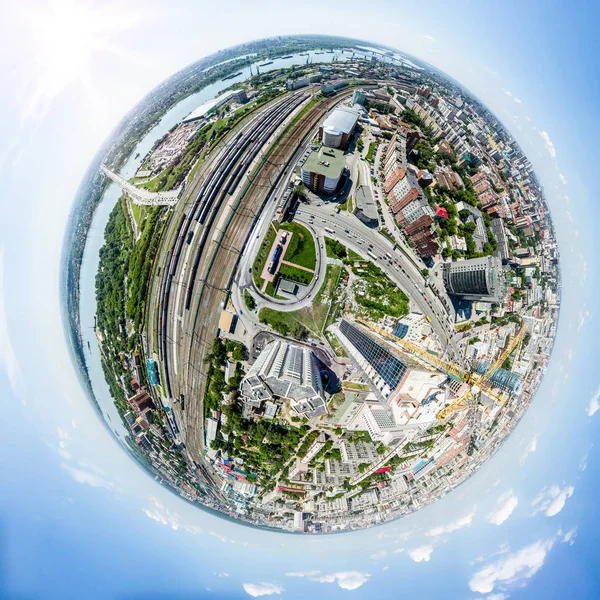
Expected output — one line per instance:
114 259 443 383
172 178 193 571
352 89 367 105
240 340 326 417
443 256 504 303
335 319 412 400
319 106 360 149
300 145 345 195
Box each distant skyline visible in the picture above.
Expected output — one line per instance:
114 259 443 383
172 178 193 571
0 1 599 598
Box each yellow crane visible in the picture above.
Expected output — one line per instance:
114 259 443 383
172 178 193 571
436 324 526 421
355 318 526 421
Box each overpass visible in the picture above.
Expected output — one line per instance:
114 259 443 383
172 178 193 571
100 166 182 206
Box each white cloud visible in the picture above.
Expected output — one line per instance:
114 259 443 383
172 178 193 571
502 88 513 98
532 485 574 517
520 435 538 463
587 384 600 416
61 462 114 489
486 594 508 600
561 527 577 545
0 247 23 399
488 490 519 525
409 545 434 562
422 34 436 43
514 97 522 104
142 496 203 534
469 538 554 594
426 509 476 536
287 570 371 591
370 550 388 560
559 173 567 185
312 572 370 591
540 131 556 158
578 308 590 331
243 582 283 597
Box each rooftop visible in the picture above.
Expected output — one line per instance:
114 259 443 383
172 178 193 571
321 106 360 135
302 145 345 177
354 185 378 221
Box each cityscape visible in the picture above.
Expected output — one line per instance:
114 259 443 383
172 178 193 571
71 35 560 534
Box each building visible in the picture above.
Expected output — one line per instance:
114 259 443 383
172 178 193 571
240 340 327 417
335 319 412 400
340 440 379 465
443 256 504 303
320 79 349 96
490 218 511 264
218 310 237 334
353 185 379 227
301 432 327 464
352 89 367 105
300 145 345 195
287 74 322 90
231 89 248 104
128 390 155 415
182 89 248 124
319 106 360 149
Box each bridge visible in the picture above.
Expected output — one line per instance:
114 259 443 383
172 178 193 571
101 166 182 207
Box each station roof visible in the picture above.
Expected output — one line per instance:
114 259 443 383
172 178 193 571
321 106 360 135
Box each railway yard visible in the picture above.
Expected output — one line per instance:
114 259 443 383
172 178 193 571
93 48 560 532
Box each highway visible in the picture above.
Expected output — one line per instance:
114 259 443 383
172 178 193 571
292 202 463 364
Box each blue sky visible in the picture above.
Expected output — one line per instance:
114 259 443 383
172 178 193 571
0 1 599 598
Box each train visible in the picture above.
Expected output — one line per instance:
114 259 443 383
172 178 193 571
156 92 308 399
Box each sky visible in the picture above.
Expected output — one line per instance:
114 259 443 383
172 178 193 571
0 0 599 598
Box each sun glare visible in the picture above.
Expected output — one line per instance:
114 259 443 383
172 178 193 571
22 0 142 123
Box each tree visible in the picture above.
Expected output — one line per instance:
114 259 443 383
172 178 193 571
421 268 430 279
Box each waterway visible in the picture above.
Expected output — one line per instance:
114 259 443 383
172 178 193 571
77 47 370 439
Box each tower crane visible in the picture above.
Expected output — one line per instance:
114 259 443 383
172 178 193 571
355 318 527 421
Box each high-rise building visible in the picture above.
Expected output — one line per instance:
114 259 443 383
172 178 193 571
240 340 326 417
335 319 412 400
352 89 366 106
443 256 504 303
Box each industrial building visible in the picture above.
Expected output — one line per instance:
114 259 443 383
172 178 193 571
300 145 345 195
182 89 248 124
319 106 360 149
286 73 322 90
443 256 504 303
240 340 327 417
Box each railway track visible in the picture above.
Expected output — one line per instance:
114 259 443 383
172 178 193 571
177 89 359 463
156 92 309 401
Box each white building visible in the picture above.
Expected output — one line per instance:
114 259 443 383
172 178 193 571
240 340 326 417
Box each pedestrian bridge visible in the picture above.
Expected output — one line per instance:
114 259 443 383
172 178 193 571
100 166 182 207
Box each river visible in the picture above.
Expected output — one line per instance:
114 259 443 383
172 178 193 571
77 47 369 439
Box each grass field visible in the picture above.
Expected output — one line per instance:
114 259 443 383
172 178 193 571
351 261 409 320
130 203 145 228
259 264 342 337
277 263 313 286
280 222 316 270
366 142 376 163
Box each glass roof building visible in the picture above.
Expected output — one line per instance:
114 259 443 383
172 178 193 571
336 320 410 400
